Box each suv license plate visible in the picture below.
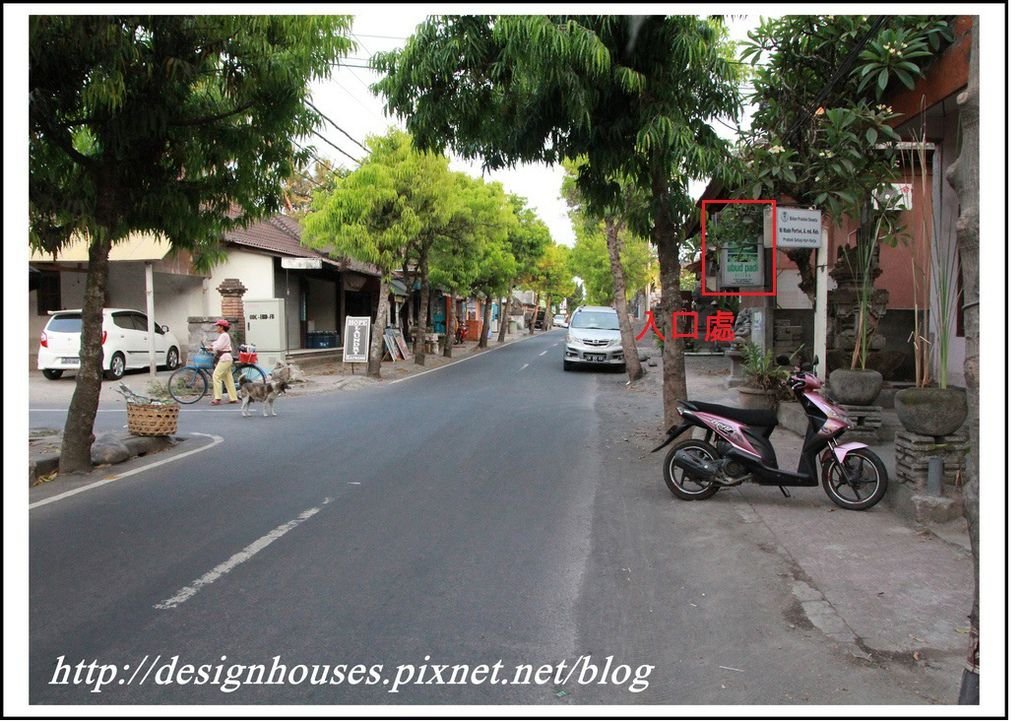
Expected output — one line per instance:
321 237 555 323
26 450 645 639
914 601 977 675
584 353 604 362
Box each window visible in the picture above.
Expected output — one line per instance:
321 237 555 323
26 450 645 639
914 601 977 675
35 270 61 316
46 313 82 333
112 312 136 331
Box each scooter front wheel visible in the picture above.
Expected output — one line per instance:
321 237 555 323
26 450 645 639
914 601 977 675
663 439 721 501
822 448 888 510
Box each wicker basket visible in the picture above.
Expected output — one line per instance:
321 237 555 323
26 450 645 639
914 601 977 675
126 402 180 437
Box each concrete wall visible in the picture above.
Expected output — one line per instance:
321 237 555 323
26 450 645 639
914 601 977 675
207 249 273 316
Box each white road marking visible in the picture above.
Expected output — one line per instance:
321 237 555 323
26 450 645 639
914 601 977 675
518 364 529 372
389 333 535 385
29 433 223 510
154 498 334 610
539 351 548 356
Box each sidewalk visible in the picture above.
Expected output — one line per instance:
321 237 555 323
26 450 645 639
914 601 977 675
282 326 539 395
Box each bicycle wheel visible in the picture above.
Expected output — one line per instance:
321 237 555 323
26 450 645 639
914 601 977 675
233 363 267 391
167 367 208 404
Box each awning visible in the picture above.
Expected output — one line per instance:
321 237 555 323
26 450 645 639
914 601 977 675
389 278 408 297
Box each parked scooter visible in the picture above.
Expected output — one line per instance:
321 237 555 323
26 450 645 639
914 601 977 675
652 356 888 510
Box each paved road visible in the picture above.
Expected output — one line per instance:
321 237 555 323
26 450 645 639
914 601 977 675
28 332 950 705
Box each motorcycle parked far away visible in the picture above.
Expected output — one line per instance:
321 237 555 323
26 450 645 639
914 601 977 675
652 356 888 510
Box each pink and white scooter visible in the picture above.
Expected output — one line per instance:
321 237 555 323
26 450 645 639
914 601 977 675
652 356 888 510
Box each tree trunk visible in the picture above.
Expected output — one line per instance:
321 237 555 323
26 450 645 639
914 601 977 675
415 266 430 366
477 293 492 348
606 217 645 382
366 272 391 378
528 298 539 335
59 235 113 473
946 19 979 704
652 166 687 430
443 300 455 358
497 283 513 342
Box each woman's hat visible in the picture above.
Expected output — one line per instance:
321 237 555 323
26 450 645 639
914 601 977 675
214 319 231 329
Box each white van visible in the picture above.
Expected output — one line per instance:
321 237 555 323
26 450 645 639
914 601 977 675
38 308 181 380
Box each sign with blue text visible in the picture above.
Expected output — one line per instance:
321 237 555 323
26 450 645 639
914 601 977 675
769 207 822 249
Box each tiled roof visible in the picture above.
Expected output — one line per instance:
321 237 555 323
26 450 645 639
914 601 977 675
223 214 380 277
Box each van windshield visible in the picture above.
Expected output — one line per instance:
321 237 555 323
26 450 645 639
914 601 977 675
570 311 619 331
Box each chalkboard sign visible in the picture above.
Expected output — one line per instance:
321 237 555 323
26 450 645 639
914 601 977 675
382 329 400 362
387 328 411 360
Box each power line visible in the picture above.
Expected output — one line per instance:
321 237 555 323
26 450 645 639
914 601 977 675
309 127 364 166
304 99 370 154
289 139 351 183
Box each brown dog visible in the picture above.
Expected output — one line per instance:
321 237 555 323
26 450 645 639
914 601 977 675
239 379 289 417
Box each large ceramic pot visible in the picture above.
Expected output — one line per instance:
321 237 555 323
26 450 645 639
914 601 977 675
736 386 777 411
894 387 968 436
828 368 884 405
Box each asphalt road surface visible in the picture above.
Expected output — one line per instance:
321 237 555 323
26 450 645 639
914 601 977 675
28 332 944 706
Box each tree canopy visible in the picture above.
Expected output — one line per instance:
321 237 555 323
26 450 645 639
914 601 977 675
29 15 353 472
373 14 742 427
31 16 353 261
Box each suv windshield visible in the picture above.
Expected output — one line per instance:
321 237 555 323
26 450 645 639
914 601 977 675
571 311 619 331
47 314 83 333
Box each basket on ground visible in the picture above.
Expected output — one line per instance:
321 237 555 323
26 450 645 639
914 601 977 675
127 402 180 436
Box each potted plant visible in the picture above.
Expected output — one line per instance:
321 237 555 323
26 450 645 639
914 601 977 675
736 341 789 411
894 133 967 436
828 198 904 406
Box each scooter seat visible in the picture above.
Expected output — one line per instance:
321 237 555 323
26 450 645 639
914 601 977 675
683 400 778 428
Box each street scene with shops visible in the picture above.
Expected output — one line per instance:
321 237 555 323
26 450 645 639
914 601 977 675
15 8 1005 717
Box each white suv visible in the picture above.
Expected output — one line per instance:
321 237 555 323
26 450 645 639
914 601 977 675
563 305 624 371
38 308 181 380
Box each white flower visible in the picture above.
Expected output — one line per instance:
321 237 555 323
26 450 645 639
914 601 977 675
767 145 785 155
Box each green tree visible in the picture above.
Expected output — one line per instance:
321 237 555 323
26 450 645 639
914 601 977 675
304 130 456 375
498 197 552 342
562 157 655 381
534 244 575 331
429 176 517 354
373 15 741 428
471 234 518 349
30 15 352 473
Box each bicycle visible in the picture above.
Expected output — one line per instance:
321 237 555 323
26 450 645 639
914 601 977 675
167 345 266 404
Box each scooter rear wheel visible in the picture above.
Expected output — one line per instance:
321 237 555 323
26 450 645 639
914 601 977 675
663 439 721 501
822 448 888 510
